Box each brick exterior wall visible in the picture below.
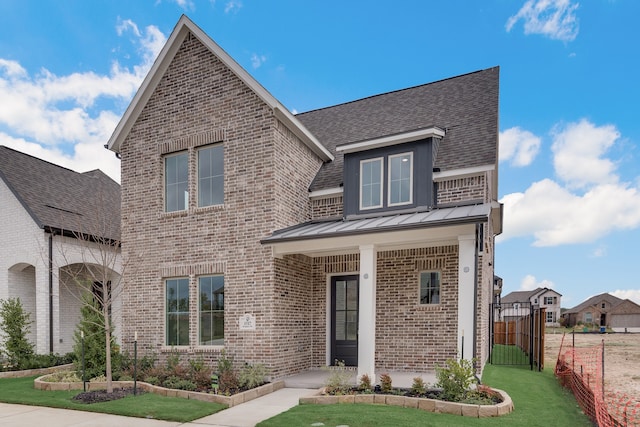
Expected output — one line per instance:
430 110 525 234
311 195 343 219
375 247 459 371
118 32 322 373
436 175 486 205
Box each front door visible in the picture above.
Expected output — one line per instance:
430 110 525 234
330 275 359 366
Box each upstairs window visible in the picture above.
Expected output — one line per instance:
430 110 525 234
544 296 554 305
388 153 413 206
360 158 383 210
198 144 224 207
420 271 441 305
165 152 188 212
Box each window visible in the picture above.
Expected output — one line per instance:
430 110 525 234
198 145 224 207
546 311 556 323
166 278 190 346
601 303 606 309
544 296 554 305
584 312 592 323
199 275 224 345
420 272 440 304
388 153 413 206
360 158 383 210
165 152 188 212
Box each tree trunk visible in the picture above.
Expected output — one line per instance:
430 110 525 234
104 304 113 393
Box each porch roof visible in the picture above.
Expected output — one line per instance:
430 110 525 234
262 202 500 253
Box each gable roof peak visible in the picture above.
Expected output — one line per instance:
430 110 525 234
106 14 332 161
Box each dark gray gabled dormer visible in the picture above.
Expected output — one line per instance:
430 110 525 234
338 127 444 219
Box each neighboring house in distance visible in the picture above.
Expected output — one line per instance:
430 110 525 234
499 287 562 327
0 146 121 355
562 293 640 332
107 15 502 380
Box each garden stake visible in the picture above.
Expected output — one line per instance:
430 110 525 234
134 331 138 396
81 330 86 392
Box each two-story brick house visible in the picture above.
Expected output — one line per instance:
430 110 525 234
107 15 502 380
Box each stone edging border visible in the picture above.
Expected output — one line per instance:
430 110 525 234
33 374 284 408
299 388 514 418
0 364 74 379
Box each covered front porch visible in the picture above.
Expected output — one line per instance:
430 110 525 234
264 204 496 381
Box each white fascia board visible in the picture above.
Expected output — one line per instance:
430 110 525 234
108 15 333 162
433 164 495 181
335 127 445 154
309 187 343 200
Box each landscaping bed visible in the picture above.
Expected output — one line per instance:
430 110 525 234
34 373 284 407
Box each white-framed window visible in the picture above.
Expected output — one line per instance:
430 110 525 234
199 275 224 346
544 296 554 305
197 144 224 207
166 278 190 346
601 303 606 309
419 271 440 305
165 152 189 212
388 152 413 206
546 311 556 323
359 157 383 210
584 312 592 323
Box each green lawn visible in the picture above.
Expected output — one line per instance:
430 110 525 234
257 365 592 427
0 375 226 422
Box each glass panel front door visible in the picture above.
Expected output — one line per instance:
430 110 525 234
331 275 359 366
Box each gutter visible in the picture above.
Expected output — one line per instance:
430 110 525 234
48 232 53 354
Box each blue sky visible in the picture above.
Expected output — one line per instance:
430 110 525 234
1 0 639 307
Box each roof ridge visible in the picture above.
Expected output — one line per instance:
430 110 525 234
0 145 78 175
295 66 499 116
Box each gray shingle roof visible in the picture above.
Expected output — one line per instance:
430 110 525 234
297 67 499 192
564 293 623 314
0 146 120 241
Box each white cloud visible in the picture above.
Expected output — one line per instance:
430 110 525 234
552 119 620 189
506 0 580 42
520 274 555 291
590 245 607 258
499 127 541 167
0 20 166 183
250 53 267 69
611 289 640 305
225 0 242 13
499 119 640 247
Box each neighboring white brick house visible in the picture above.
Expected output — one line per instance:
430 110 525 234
500 287 562 327
108 15 502 379
0 146 121 355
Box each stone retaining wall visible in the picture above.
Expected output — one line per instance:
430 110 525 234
33 374 284 408
299 388 513 418
0 364 74 379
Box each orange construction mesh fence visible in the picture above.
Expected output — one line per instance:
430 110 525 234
555 333 640 427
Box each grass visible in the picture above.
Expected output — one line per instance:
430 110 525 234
0 375 226 422
490 344 531 365
257 365 593 427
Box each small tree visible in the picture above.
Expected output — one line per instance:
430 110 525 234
73 295 118 380
0 298 35 369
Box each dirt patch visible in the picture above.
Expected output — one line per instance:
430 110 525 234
545 332 640 397
72 387 144 404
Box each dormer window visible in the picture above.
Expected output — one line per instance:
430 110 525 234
360 158 383 210
388 152 413 206
339 127 443 218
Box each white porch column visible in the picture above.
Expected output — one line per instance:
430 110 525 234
457 234 476 360
35 262 49 354
357 244 377 381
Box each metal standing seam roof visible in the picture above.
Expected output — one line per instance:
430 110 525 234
262 203 491 244
0 146 121 241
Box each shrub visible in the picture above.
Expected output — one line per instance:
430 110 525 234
239 363 268 389
358 373 372 392
435 358 477 402
216 350 239 394
164 376 197 391
379 373 393 394
324 360 353 395
72 297 118 379
0 298 35 369
410 376 426 395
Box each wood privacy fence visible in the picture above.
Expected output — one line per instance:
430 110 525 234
490 302 545 370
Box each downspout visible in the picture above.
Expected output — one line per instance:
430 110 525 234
48 232 54 354
472 223 481 384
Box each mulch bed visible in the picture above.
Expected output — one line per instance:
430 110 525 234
72 387 145 404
